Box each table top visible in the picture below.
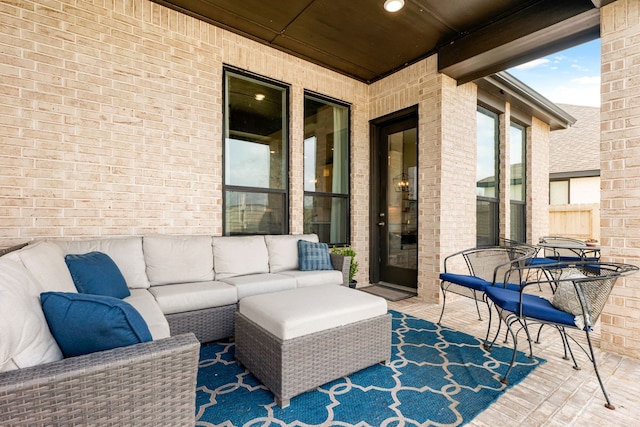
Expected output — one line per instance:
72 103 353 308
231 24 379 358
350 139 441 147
538 242 600 250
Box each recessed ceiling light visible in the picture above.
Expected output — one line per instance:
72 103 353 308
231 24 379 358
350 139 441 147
384 0 404 13
255 94 265 101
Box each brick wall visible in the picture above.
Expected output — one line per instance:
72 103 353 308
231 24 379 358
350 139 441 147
600 0 640 358
0 0 367 242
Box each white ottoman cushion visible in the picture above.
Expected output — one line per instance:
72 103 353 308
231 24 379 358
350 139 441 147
239 285 387 340
148 281 238 315
221 273 296 299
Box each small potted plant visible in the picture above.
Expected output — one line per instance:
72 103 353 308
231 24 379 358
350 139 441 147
330 245 359 288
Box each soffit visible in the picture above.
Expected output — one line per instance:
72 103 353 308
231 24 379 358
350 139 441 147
152 0 612 84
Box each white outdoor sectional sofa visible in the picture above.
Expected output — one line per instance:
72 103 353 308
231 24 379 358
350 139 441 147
0 233 351 426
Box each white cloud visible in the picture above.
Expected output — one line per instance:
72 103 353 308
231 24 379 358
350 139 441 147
514 58 550 70
546 84 600 107
571 75 600 85
570 64 589 72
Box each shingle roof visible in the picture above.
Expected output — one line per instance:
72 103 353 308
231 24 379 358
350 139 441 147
549 104 600 175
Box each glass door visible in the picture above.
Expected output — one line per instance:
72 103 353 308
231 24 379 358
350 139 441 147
376 116 418 288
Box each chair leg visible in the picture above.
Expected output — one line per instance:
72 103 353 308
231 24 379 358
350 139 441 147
584 328 615 410
437 282 447 325
559 328 577 364
500 315 521 385
473 290 483 321
482 299 494 349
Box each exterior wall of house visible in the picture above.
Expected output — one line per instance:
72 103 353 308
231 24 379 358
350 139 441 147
0 0 369 279
528 117 551 243
600 0 640 358
1 0 554 305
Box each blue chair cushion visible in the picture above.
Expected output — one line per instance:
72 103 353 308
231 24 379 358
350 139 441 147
485 286 575 326
65 251 130 299
527 257 557 266
298 240 333 271
439 273 491 291
40 292 152 358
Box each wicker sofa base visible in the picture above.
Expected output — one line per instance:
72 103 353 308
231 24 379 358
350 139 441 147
0 333 200 427
166 304 236 343
234 311 392 407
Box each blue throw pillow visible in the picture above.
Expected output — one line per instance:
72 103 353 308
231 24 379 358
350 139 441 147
40 292 152 358
298 240 333 271
65 251 130 299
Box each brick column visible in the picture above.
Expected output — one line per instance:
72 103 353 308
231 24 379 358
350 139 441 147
600 0 640 358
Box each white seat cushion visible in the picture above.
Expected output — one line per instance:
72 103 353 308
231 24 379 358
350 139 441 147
279 269 343 287
143 235 214 286
238 285 388 340
212 236 269 279
124 289 171 340
264 234 318 273
0 257 63 372
55 237 150 289
220 273 297 299
148 281 238 315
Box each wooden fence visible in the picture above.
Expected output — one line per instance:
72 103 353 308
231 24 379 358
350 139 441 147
548 203 599 241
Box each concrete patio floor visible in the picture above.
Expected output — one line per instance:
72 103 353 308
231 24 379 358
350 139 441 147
387 296 640 426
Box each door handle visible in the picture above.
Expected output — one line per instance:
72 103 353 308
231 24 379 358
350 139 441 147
377 221 385 226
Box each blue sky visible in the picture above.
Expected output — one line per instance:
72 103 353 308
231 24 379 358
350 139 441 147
507 39 601 107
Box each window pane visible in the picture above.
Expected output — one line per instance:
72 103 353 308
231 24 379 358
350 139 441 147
477 108 498 197
224 190 286 235
477 199 498 247
303 96 349 194
303 195 348 244
550 180 569 204
510 124 525 202
510 201 525 242
303 93 350 245
225 72 287 190
477 107 499 246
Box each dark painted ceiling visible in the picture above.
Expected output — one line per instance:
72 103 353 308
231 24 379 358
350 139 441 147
152 0 613 84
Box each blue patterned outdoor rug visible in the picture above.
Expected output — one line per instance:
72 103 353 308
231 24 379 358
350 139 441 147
196 310 544 426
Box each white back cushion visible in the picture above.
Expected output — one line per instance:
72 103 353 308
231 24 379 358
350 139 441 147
212 235 269 279
8 241 76 293
143 235 214 286
264 234 319 273
55 237 150 289
0 257 63 372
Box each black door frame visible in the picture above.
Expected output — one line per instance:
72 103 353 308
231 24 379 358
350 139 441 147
369 105 418 286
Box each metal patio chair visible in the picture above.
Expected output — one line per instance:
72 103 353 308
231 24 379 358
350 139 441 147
485 261 638 409
438 245 535 330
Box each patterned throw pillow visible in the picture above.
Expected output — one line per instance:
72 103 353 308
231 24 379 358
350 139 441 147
297 240 333 271
551 271 590 329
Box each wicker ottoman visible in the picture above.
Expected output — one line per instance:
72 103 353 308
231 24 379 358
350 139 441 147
234 284 391 407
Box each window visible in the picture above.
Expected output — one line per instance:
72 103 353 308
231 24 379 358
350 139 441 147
223 69 289 235
303 93 350 244
550 180 570 204
476 106 499 247
510 123 526 242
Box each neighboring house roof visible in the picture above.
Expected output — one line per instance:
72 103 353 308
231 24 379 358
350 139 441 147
549 103 600 178
477 72 576 131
